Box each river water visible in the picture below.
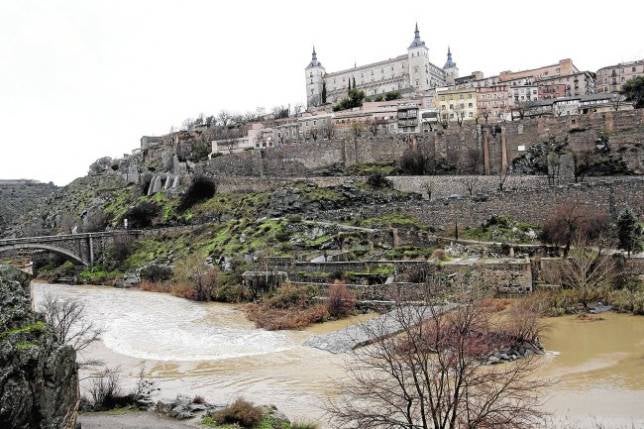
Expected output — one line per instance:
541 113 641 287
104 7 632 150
32 283 644 427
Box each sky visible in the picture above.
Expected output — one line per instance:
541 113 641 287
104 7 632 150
1 0 642 185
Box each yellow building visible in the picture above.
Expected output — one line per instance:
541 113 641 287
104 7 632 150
435 87 478 122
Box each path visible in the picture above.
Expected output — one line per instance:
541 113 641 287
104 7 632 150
79 411 198 429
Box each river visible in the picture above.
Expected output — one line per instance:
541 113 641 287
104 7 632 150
31 283 644 428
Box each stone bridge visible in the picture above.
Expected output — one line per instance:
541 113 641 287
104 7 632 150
0 230 143 266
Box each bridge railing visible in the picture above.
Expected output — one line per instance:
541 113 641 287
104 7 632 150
0 229 143 246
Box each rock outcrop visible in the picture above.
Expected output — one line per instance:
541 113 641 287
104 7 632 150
0 265 79 429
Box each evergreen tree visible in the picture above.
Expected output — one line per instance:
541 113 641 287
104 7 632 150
352 76 356 90
347 79 351 94
622 76 644 109
617 207 641 257
321 81 327 104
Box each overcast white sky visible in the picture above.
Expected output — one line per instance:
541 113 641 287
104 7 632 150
1 0 642 185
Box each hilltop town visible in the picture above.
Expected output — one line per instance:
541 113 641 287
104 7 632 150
1 20 644 429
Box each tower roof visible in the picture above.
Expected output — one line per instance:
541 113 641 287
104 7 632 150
444 46 456 69
408 23 426 49
306 45 323 69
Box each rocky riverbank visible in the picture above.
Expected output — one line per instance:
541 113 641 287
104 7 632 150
0 265 79 429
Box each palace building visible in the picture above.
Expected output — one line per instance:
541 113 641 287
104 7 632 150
305 24 457 107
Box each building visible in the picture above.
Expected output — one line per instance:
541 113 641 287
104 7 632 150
538 83 567 100
476 85 512 122
510 84 538 104
305 24 456 107
596 59 644 93
499 58 579 82
210 123 275 155
537 71 595 97
435 87 478 122
397 103 421 133
419 108 440 132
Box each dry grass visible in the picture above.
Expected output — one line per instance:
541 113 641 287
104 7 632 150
138 280 170 293
480 297 514 313
248 302 329 330
327 282 356 318
246 284 331 330
210 398 263 428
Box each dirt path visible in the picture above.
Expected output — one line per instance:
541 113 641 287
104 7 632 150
79 411 198 429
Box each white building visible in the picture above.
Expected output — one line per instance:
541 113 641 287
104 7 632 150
305 24 456 107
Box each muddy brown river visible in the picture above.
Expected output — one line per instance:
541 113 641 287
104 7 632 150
32 283 644 428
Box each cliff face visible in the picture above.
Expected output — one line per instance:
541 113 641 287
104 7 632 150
0 265 79 429
0 180 58 237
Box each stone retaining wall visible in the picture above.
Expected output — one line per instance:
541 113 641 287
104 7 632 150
203 110 644 177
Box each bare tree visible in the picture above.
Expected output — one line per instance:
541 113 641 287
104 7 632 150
41 295 104 353
322 120 336 140
327 293 546 429
497 164 510 191
421 179 434 201
368 119 379 136
216 110 233 128
439 112 449 129
560 246 615 307
307 126 319 142
351 122 364 139
455 111 465 127
462 176 479 196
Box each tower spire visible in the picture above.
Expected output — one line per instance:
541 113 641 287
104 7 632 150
444 46 456 69
409 22 426 49
312 45 317 61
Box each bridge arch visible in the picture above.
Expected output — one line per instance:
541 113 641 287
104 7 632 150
0 243 88 266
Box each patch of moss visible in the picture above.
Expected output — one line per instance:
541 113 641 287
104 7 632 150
78 267 122 285
0 320 46 340
125 234 190 269
384 246 435 260
359 212 426 230
459 215 539 244
16 341 37 350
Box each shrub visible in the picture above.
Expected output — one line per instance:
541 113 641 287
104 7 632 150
88 367 123 410
179 175 219 212
139 264 173 282
385 91 401 101
192 395 206 404
263 284 316 309
246 284 330 330
399 147 429 175
211 398 263 428
211 283 254 303
326 282 356 318
173 254 220 301
139 280 170 293
541 202 609 252
170 282 197 300
109 235 134 266
366 173 392 189
81 211 109 233
85 367 156 411
124 201 160 228
431 249 447 261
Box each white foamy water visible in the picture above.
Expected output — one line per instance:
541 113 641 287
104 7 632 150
31 283 295 361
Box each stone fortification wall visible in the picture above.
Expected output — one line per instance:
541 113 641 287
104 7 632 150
203 110 644 177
